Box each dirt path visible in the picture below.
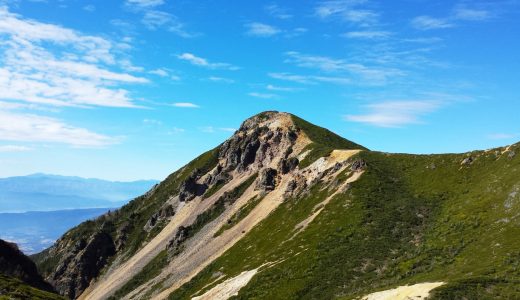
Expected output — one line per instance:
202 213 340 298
362 282 445 300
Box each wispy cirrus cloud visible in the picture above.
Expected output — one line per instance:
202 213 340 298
314 0 379 26
177 53 239 70
412 3 495 31
248 92 278 99
141 10 195 37
268 72 351 85
0 110 116 147
208 76 235 83
283 51 403 85
149 68 168 77
245 22 281 37
411 16 454 30
173 102 200 108
345 100 442 127
126 0 164 8
266 84 300 92
265 4 293 19
343 30 391 39
453 7 491 21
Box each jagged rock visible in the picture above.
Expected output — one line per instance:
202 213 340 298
351 159 367 171
50 232 115 299
256 168 278 191
240 139 261 171
285 179 298 196
0 239 55 293
145 204 176 231
179 171 207 202
279 157 299 174
115 222 132 251
461 157 473 165
508 151 516 159
167 226 190 257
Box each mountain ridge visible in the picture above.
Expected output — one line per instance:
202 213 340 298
29 111 520 300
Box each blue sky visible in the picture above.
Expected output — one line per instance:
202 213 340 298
0 0 519 181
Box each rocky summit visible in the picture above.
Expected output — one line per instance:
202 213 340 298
20 111 520 299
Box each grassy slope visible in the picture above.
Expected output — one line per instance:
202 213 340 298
166 143 520 299
290 114 367 168
32 147 220 278
0 275 65 300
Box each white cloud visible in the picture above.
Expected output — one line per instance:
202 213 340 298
0 111 115 147
126 0 164 8
83 5 95 12
0 7 146 108
268 72 351 85
219 127 237 132
149 68 168 77
167 127 185 134
284 51 403 85
208 76 234 83
173 102 200 108
245 22 281 37
141 10 194 37
266 84 299 92
177 53 239 70
453 8 490 21
411 16 454 30
345 100 441 127
249 92 278 99
199 126 236 133
0 145 32 152
315 0 378 25
143 118 162 125
343 30 391 39
265 4 292 19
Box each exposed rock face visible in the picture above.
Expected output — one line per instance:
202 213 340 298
167 226 189 257
0 239 55 292
179 170 208 202
48 232 116 299
256 168 278 191
461 157 473 165
351 159 367 171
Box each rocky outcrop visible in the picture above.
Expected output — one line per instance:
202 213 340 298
0 239 55 293
256 168 278 191
166 226 189 257
179 170 208 202
49 232 116 299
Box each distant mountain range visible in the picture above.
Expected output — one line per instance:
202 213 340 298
0 173 158 212
0 208 114 254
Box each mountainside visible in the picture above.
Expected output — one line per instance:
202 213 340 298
0 174 158 213
32 111 520 300
0 239 64 299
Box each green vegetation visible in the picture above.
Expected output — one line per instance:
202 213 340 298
183 174 258 241
291 114 367 168
214 195 264 237
167 143 520 299
203 180 227 199
0 275 64 300
33 147 221 278
108 250 168 300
